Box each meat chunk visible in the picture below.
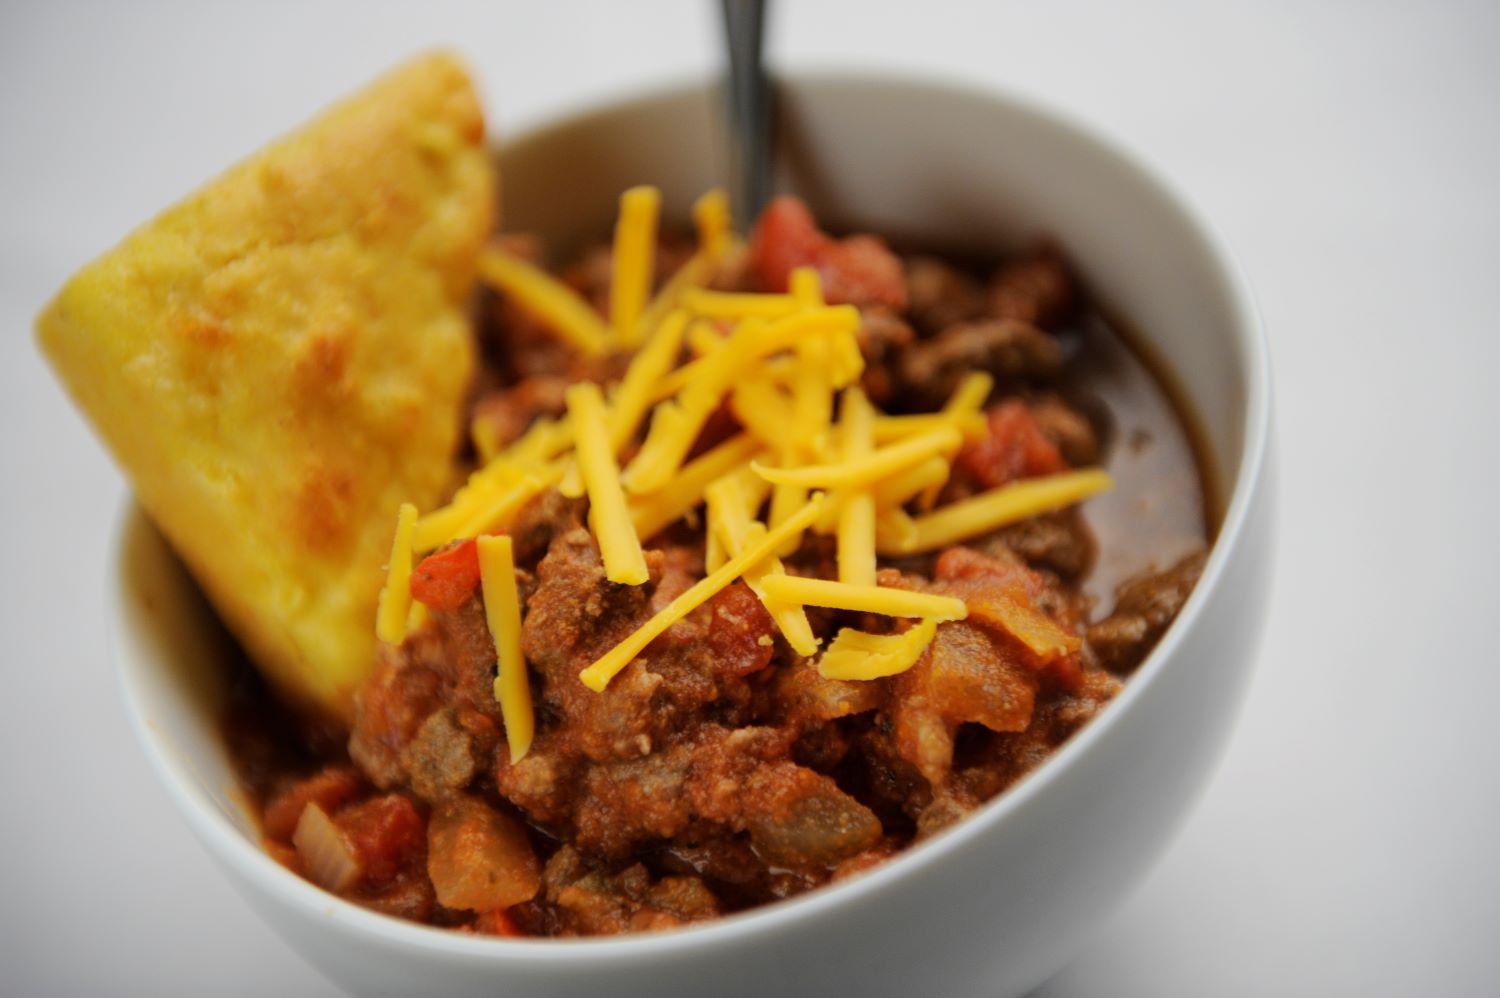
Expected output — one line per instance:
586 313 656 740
350 649 447 789
539 846 721 936
520 529 665 761
740 766 883 870
508 488 584 566
896 319 1061 407
904 255 987 335
494 727 584 826
1088 549 1208 673
856 307 917 404
1029 394 1101 467
402 708 483 803
469 376 569 454
986 509 1096 580
987 247 1074 328
572 738 700 858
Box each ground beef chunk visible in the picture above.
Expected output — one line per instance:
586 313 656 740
402 708 487 804
494 727 584 827
1030 394 1101 466
520 528 667 762
904 255 988 335
508 488 585 567
350 599 506 789
896 318 1062 407
350 649 447 789
988 247 1074 328
1088 549 1208 673
986 509 1096 580
985 668 1122 781
469 376 569 453
536 846 721 936
857 307 917 404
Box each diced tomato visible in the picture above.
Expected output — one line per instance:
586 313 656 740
956 400 1068 490
411 538 482 610
748 197 827 292
816 235 907 312
473 908 526 937
263 765 364 840
748 196 907 310
335 794 426 887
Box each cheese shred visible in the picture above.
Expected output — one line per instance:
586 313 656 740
478 535 534 762
817 618 938 681
884 468 1115 555
752 426 963 491
836 387 877 586
610 186 661 347
375 503 418 645
385 187 1117 712
477 250 609 357
579 495 827 691
566 382 649 585
757 576 968 622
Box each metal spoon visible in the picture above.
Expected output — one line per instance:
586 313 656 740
720 0 772 226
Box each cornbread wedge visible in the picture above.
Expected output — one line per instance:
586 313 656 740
36 52 494 721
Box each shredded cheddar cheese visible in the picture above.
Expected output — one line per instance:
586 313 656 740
611 186 661 347
686 320 726 358
693 187 733 257
789 266 824 308
608 310 691 454
478 250 609 357
629 434 761 541
405 598 429 635
579 495 826 691
452 468 560 540
871 456 950 509
375 503 418 644
883 468 1115 555
471 414 503 464
378 186 1117 716
478 535 534 762
752 426 963 491
945 370 995 421
873 411 987 444
684 287 801 320
730 377 798 449
817 618 938 681
557 456 585 499
874 506 919 551
836 387 877 586
757 576 968 622
567 382 648 585
705 474 818 656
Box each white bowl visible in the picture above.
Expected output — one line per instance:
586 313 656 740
113 72 1272 998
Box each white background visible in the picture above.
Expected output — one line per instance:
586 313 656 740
2 2 1497 995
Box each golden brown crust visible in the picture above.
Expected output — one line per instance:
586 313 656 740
36 51 495 721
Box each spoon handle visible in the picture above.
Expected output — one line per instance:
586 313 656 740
720 0 772 227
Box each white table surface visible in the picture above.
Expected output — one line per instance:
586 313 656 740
3 2 1496 995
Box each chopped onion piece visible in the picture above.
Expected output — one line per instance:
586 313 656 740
293 802 361 893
